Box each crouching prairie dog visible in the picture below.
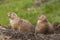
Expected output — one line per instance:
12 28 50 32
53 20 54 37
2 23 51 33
7 12 35 33
35 14 54 34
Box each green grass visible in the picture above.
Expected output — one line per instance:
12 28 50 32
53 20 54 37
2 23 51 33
0 0 60 26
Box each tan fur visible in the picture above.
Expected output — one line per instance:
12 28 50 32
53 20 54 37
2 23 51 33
35 14 54 34
7 12 35 33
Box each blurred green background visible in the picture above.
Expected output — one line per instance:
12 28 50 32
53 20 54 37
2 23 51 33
0 0 60 26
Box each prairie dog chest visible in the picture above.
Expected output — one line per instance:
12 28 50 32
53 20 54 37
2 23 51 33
9 19 18 26
37 20 40 23
37 20 47 28
37 20 42 24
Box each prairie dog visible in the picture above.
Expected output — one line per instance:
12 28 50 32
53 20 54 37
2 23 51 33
7 12 35 33
35 14 54 34
53 22 60 34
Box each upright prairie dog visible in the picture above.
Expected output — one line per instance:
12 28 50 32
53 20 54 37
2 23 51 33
7 12 35 33
35 14 54 34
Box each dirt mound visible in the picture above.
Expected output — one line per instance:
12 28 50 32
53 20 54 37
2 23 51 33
0 24 60 40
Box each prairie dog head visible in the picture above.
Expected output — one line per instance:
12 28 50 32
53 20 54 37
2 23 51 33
8 12 18 20
38 14 48 22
